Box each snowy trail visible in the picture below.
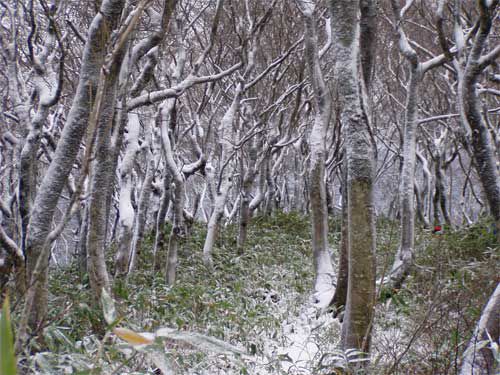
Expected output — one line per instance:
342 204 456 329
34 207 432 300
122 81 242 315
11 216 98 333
247 287 340 375
276 289 337 373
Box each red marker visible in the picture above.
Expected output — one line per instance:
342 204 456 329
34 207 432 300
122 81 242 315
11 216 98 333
433 225 443 234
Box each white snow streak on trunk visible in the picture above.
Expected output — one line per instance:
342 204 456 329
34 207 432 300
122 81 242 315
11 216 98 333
202 83 242 268
115 113 140 275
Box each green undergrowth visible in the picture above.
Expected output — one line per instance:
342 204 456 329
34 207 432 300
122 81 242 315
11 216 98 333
124 212 314 346
373 219 499 374
24 212 317 373
12 213 498 374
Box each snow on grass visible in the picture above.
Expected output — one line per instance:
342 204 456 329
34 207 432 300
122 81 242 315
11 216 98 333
275 296 339 374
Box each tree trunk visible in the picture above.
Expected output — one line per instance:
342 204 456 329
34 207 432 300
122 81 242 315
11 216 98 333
20 0 125 346
160 98 186 285
460 282 500 374
153 173 172 272
128 128 156 273
115 113 141 277
389 64 420 290
237 187 251 254
459 1 500 242
202 83 242 268
330 163 348 315
77 204 89 279
433 158 451 226
330 0 377 354
86 43 128 303
298 3 335 303
237 136 261 253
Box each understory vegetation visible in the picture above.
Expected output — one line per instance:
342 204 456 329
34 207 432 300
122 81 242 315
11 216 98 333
8 212 499 374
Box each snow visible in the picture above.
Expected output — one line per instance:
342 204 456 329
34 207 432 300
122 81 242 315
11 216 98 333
314 253 336 308
119 178 134 229
118 113 141 229
314 286 335 309
453 22 465 53
296 0 315 17
273 296 339 374
398 35 417 60
121 113 140 173
192 237 340 374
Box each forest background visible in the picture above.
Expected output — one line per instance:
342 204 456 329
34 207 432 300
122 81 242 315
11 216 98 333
0 0 499 373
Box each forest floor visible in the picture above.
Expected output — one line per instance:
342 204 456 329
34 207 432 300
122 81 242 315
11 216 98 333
15 212 499 374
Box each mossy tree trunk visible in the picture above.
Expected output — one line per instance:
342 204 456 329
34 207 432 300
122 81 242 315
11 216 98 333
330 163 348 314
458 0 500 243
18 0 126 350
329 0 377 354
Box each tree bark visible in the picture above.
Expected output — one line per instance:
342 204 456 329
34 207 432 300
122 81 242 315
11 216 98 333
389 63 420 290
115 113 141 277
460 282 500 374
160 99 186 285
153 173 172 272
202 83 242 268
330 163 348 315
459 1 500 242
237 168 253 254
298 2 335 302
330 0 377 353
128 143 156 273
20 0 125 345
86 42 128 303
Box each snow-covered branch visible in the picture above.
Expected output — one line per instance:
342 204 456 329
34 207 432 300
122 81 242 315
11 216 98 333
127 62 242 110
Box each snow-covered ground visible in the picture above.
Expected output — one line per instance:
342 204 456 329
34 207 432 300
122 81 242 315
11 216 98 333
274 290 338 374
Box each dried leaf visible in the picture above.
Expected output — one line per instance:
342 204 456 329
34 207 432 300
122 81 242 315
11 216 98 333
114 327 154 346
155 328 246 355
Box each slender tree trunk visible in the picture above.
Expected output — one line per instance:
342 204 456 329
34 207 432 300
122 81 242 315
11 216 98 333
115 113 141 277
389 64 421 290
250 160 268 213
416 150 431 227
18 105 50 253
202 83 242 268
298 3 335 301
414 182 429 228
153 173 172 272
87 144 114 304
160 99 186 284
20 0 125 346
165 172 185 285
128 127 156 273
460 282 500 374
459 1 500 242
237 138 261 253
237 184 251 254
387 0 449 288
86 43 128 303
330 0 377 353
433 159 451 226
77 204 89 279
203 186 229 268
330 163 348 315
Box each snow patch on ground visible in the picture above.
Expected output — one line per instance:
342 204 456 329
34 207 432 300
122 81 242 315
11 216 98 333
313 286 335 309
276 295 339 374
190 289 340 375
